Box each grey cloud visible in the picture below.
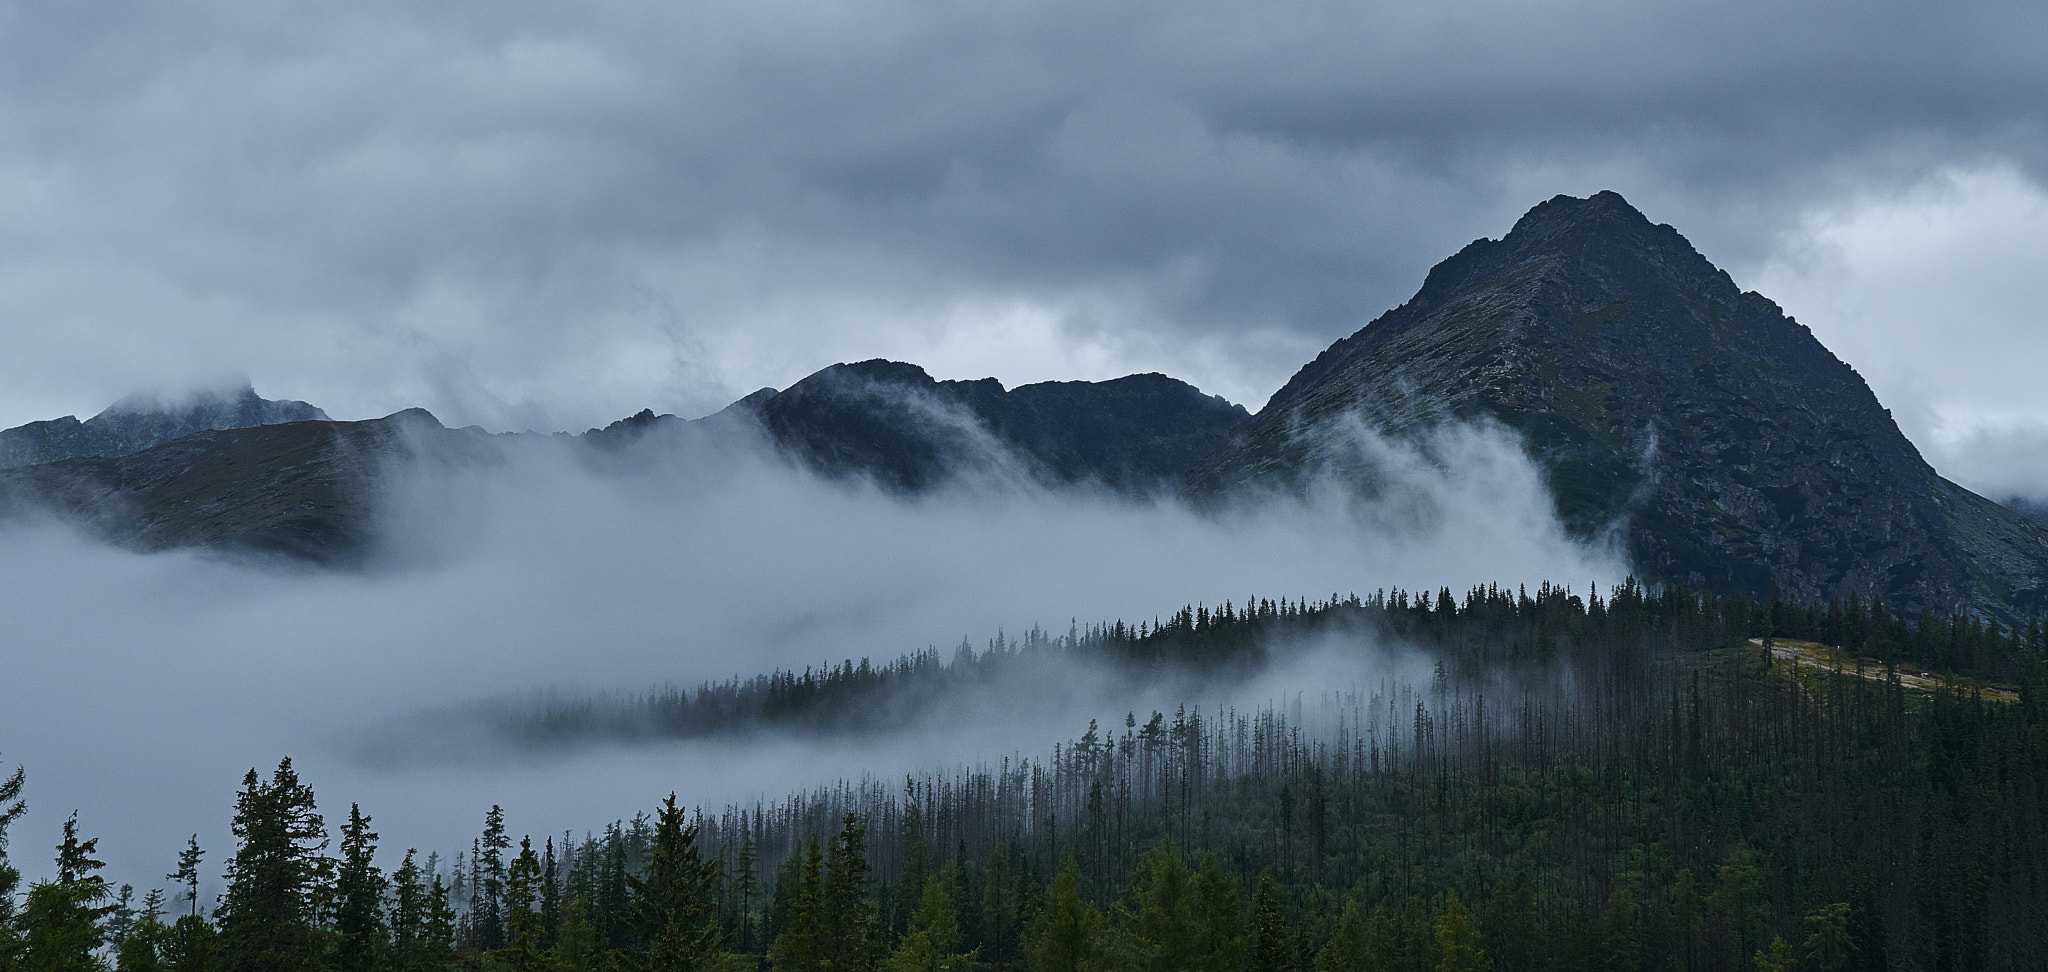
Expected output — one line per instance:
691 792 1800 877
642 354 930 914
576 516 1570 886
2 0 2046 432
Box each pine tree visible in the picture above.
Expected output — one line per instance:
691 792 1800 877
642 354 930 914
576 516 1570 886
330 804 387 972
468 806 511 952
420 874 458 972
166 837 204 919
0 759 25 971
1109 844 1199 972
540 837 562 952
22 813 115 972
1311 899 1375 972
887 865 976 972
1801 902 1852 972
160 915 218 972
389 851 429 972
819 814 883 972
1432 896 1489 972
768 835 826 972
115 890 168 972
1023 856 1101 972
1190 853 1246 972
623 794 722 972
216 758 329 972
732 829 759 953
1248 873 1291 972
501 837 548 971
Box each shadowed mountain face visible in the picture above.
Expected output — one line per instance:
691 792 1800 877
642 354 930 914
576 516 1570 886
745 361 1250 492
0 384 328 469
1194 191 2048 619
0 409 479 564
0 368 1248 560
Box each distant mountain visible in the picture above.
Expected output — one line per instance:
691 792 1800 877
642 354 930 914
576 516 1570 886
0 408 475 564
0 384 327 470
739 360 1249 491
0 367 1248 560
1193 191 2048 619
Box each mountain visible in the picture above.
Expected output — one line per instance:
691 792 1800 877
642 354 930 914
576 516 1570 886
0 384 328 470
0 367 1246 560
740 360 1249 491
0 409 475 564
1193 191 2048 619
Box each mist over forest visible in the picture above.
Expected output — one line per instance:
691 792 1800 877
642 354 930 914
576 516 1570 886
0 412 1616 899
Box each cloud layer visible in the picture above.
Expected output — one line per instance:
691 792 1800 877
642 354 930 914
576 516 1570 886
0 418 1617 893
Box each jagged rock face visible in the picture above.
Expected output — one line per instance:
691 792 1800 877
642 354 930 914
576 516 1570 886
0 384 328 470
1196 191 2048 618
753 360 1250 491
0 409 470 564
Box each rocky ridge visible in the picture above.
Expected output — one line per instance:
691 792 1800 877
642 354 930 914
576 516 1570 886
1192 191 2048 619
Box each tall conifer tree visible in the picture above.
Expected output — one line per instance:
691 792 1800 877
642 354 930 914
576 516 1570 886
216 758 328 972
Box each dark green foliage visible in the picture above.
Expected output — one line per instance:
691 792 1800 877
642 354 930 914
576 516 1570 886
216 758 328 972
0 759 25 971
22 814 114 972
7 577 2048 972
114 890 166 972
886 864 974 972
500 836 548 971
1024 856 1101 972
330 803 386 972
622 794 722 971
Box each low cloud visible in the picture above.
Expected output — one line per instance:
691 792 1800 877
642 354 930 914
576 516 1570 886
0 413 1617 894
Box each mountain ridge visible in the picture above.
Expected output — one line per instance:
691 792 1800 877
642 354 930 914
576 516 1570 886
3 193 2044 619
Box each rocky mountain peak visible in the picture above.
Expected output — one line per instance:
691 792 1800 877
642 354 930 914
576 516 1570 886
1198 191 2048 619
0 383 329 470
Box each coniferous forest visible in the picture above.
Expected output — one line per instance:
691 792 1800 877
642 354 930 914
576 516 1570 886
5 580 2048 972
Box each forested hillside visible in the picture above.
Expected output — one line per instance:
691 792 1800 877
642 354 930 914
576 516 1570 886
4 582 2046 971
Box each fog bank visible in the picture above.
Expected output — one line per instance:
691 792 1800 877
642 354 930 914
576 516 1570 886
0 418 1620 896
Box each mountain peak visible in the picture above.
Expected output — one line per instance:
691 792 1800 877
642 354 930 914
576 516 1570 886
1198 194 2048 619
0 385 328 470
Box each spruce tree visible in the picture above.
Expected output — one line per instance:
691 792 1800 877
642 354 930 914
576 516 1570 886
115 890 167 972
624 794 722 971
1023 855 1100 972
471 806 511 952
389 851 428 972
1248 873 1291 972
767 835 825 972
21 814 115 972
1431 896 1489 972
161 915 218 972
330 804 387 972
886 865 975 972
820 813 883 972
1109 844 1197 972
501 837 548 971
0 760 25 971
166 837 203 919
216 758 329 972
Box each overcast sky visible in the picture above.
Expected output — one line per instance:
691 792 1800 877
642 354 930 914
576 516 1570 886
1 0 2045 495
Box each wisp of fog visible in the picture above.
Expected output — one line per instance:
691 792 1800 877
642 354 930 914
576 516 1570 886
0 415 1621 897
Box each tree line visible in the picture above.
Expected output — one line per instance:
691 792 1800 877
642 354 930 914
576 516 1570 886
3 578 2046 970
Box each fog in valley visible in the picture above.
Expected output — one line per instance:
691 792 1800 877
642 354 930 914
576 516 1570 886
0 413 1622 899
